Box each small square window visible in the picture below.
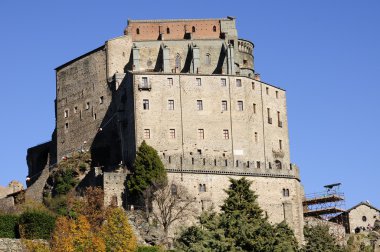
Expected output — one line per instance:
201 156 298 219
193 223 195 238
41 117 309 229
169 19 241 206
196 78 202 86
168 100 174 110
237 101 243 111
168 78 173 86
223 129 229 139
143 99 149 110
169 129 176 139
197 100 203 110
222 100 228 111
144 129 150 139
99 96 104 104
236 79 242 87
221 78 226 86
198 129 204 139
64 109 69 118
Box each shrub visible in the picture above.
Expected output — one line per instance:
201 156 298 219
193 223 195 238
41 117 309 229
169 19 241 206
22 239 50 252
18 210 56 239
0 214 19 238
54 168 77 195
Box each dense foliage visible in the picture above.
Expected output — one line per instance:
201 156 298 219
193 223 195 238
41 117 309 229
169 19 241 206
18 210 56 239
127 141 167 194
0 214 19 238
101 207 137 252
176 178 298 252
303 225 345 252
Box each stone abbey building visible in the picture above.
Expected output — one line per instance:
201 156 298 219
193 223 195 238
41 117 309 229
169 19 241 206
27 17 305 241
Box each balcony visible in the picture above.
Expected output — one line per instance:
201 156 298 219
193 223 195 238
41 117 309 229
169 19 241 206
278 121 283 128
268 117 272 124
138 82 151 91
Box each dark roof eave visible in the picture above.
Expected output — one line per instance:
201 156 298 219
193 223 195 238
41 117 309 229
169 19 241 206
55 45 105 71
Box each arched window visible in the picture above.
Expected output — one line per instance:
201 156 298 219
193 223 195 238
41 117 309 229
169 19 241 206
175 54 181 70
136 28 140 35
275 160 282 169
171 184 177 196
205 53 211 65
192 26 196 33
213 25 217 32
167 27 170 34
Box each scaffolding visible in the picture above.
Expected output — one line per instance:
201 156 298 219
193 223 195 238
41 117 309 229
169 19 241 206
303 183 348 243
303 183 346 219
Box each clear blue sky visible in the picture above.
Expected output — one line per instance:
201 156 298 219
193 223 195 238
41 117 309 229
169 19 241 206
0 0 379 208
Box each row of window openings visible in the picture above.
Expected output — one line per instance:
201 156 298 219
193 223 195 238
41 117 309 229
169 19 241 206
64 96 104 118
143 128 282 148
143 77 280 98
143 99 282 123
136 25 217 35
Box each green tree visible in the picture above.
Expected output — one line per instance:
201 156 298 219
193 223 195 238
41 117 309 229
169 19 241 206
303 224 345 252
176 178 298 252
127 141 167 215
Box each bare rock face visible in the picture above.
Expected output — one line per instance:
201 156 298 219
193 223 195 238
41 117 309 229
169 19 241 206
0 181 24 199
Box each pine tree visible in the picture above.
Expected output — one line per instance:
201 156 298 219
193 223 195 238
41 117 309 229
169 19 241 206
127 141 167 214
176 178 299 252
303 225 346 252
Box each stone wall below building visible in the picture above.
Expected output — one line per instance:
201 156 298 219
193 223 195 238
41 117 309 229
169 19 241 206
0 239 24 252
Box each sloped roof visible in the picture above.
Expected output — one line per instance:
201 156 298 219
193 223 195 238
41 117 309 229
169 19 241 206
347 201 380 213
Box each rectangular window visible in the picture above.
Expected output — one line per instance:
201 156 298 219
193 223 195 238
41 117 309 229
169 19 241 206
252 82 255 90
143 99 149 110
223 129 229 139
144 129 150 139
168 100 174 110
236 79 242 87
237 101 243 111
256 161 261 168
279 140 283 150
253 103 256 114
168 78 173 86
221 78 226 87
85 102 90 110
196 78 202 86
169 129 176 139
99 96 104 104
74 106 78 114
266 87 269 95
65 122 69 130
198 129 204 139
276 91 279 99
142 77 148 87
64 109 69 118
267 108 272 124
277 111 283 127
197 100 203 110
222 100 228 111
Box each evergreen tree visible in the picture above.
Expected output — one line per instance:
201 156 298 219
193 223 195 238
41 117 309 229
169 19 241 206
303 224 345 252
176 178 299 252
127 141 167 215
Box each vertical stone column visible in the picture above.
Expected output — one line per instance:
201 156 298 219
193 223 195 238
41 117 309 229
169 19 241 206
227 43 235 75
132 44 140 71
162 45 170 73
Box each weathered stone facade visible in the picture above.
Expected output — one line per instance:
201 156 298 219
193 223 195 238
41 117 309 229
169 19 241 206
347 202 380 233
27 17 305 242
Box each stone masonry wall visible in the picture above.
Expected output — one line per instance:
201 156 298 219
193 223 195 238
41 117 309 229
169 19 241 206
56 47 109 160
349 204 380 233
